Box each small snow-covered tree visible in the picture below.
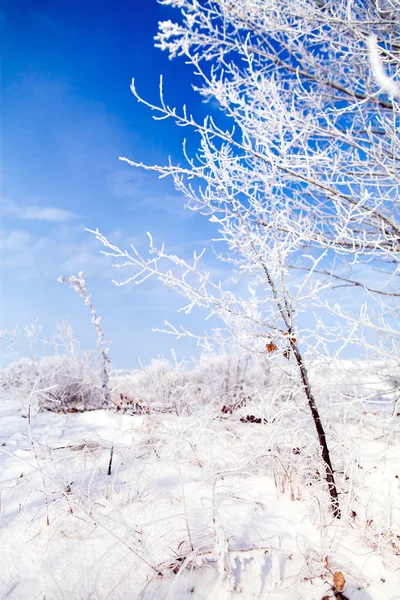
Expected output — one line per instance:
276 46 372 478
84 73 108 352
58 272 111 406
91 1 400 516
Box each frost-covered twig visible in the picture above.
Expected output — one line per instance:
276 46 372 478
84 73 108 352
368 35 400 98
58 272 111 406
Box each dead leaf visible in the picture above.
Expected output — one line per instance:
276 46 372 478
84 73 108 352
283 331 297 342
266 342 277 354
333 571 345 592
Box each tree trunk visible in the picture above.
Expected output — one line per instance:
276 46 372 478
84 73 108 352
290 341 341 518
258 258 340 517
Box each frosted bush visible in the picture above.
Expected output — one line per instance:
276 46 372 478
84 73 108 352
1 357 41 394
1 354 107 412
111 357 193 414
110 350 281 415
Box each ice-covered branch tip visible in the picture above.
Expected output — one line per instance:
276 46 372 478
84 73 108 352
58 273 88 302
368 35 400 98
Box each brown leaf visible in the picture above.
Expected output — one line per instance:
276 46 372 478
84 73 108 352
283 331 297 342
266 342 277 354
333 571 345 592
283 349 290 360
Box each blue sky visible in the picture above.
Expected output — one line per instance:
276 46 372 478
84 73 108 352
1 0 222 367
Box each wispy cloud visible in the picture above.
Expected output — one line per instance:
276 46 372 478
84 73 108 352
0 224 135 282
107 170 145 199
0 229 48 269
22 206 78 222
0 198 79 222
140 193 196 219
107 168 195 219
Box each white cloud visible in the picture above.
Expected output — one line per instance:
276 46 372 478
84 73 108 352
22 206 77 222
0 198 78 223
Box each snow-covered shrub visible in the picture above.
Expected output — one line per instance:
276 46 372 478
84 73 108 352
111 356 192 415
0 357 41 394
37 355 106 412
1 354 107 412
110 349 285 416
192 351 252 407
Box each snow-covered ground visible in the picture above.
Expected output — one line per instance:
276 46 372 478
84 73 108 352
0 360 399 599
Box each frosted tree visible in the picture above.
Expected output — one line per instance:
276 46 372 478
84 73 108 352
91 0 400 516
